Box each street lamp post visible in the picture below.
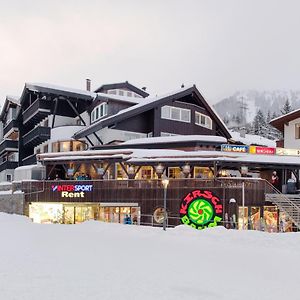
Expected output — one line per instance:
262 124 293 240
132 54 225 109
162 177 169 231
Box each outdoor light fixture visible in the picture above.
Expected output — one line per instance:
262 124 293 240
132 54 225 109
128 165 135 175
155 164 164 177
182 163 191 177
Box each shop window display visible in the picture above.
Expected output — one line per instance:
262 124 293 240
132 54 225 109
249 207 260 230
30 203 140 225
264 206 278 232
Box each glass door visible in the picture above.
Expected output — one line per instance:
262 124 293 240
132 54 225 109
238 207 248 230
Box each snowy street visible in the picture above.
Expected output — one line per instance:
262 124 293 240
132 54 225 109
0 213 299 300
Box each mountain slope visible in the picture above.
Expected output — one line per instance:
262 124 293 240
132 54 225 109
214 90 300 124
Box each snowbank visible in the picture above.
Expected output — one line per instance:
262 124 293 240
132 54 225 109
0 213 299 300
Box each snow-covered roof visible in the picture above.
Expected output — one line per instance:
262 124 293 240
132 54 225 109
96 92 140 104
25 83 97 99
270 108 300 123
38 148 300 167
6 95 20 105
122 135 227 145
229 131 276 147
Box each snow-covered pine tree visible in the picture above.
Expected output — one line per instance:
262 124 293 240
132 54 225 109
252 110 267 136
281 99 292 115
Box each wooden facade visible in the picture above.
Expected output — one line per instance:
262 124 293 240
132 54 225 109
21 178 275 226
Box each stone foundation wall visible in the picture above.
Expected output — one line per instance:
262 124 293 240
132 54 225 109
0 193 25 215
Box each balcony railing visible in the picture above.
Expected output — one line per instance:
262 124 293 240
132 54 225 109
3 120 18 137
22 153 37 166
23 126 51 147
0 139 18 155
0 160 18 173
22 98 51 125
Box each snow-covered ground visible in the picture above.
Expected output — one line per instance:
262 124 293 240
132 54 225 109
0 213 299 300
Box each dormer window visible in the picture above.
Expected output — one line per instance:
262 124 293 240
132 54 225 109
91 103 108 123
195 112 212 129
161 106 191 123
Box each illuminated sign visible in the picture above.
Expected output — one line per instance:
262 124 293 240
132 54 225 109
249 146 275 155
51 184 93 198
180 190 223 230
221 144 249 153
276 147 300 156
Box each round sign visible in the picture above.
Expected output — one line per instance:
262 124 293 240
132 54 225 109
180 189 223 230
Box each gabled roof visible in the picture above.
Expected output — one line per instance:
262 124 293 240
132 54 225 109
270 109 300 132
0 95 20 121
94 81 149 98
74 85 231 139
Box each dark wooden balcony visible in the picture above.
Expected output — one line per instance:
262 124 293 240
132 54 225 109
0 139 18 155
0 160 18 172
23 126 51 147
22 98 51 125
3 120 18 137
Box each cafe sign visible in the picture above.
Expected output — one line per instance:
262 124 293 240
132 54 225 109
221 144 249 153
51 184 93 198
249 146 276 155
276 147 300 156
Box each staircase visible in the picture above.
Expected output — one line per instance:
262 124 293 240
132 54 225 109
265 181 300 229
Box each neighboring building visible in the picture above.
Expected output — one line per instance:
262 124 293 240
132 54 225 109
0 96 20 181
270 109 300 149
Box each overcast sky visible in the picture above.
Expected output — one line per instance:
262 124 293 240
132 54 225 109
1 0 300 105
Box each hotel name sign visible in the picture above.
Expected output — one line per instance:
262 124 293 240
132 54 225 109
51 184 93 198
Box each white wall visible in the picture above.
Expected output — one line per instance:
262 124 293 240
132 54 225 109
284 117 300 148
0 169 14 182
34 125 86 153
85 127 147 147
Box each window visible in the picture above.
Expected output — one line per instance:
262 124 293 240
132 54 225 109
108 90 116 95
195 112 212 129
44 145 48 153
161 106 191 123
161 132 179 137
91 103 108 123
127 91 132 97
295 124 300 139
119 90 124 96
6 174 12 182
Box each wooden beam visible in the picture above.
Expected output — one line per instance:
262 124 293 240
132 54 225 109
51 98 58 128
48 164 57 179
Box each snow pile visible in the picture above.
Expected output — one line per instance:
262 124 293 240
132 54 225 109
230 130 276 147
0 213 299 300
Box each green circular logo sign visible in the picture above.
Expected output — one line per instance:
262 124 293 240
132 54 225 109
180 190 223 230
187 199 214 225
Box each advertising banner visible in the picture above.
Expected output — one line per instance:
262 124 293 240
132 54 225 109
221 144 249 153
249 146 276 155
276 147 300 156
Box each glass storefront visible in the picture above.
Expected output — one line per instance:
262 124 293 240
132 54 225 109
29 203 140 225
238 207 248 230
264 206 278 232
249 207 260 230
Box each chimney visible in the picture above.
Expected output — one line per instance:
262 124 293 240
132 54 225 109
86 78 91 91
142 87 147 91
181 83 185 88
